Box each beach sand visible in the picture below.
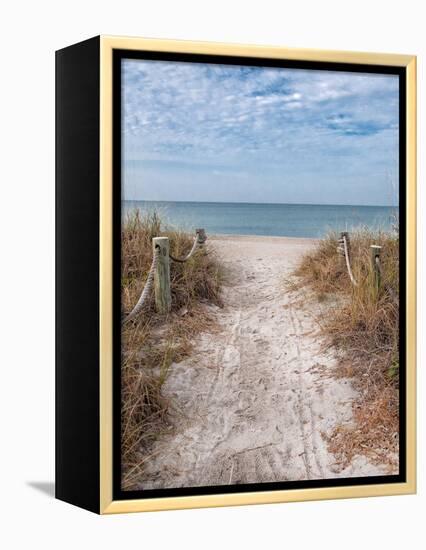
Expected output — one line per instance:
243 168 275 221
137 235 390 489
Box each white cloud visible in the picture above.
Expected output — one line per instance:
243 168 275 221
122 59 399 205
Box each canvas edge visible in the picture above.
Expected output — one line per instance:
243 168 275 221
98 36 417 515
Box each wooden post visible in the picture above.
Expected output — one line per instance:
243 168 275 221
370 245 382 292
196 228 207 245
341 231 350 252
338 231 349 264
152 237 171 314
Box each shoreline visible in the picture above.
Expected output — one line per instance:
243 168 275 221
208 233 320 244
123 199 396 209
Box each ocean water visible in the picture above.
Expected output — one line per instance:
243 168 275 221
122 200 397 239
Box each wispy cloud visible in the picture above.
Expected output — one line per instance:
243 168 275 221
122 59 399 206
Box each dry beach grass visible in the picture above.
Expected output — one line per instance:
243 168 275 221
294 229 400 469
121 211 223 489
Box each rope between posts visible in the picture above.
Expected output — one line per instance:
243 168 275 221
169 237 200 263
123 229 207 324
122 246 160 324
342 235 358 287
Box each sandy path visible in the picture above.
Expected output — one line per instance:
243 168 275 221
138 235 386 489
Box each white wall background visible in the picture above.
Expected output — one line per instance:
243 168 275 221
1 1 423 548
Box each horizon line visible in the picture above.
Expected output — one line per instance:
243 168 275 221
123 199 397 209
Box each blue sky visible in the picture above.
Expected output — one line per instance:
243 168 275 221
122 59 399 206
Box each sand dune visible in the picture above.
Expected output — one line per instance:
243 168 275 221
138 235 388 489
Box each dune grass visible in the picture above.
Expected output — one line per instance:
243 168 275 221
121 210 223 490
295 229 399 469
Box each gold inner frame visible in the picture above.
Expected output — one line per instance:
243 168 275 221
99 36 416 514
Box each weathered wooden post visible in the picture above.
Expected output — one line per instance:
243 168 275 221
196 228 207 245
152 237 171 314
370 244 382 292
341 231 350 253
337 231 348 265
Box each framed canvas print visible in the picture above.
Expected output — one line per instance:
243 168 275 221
55 36 416 514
